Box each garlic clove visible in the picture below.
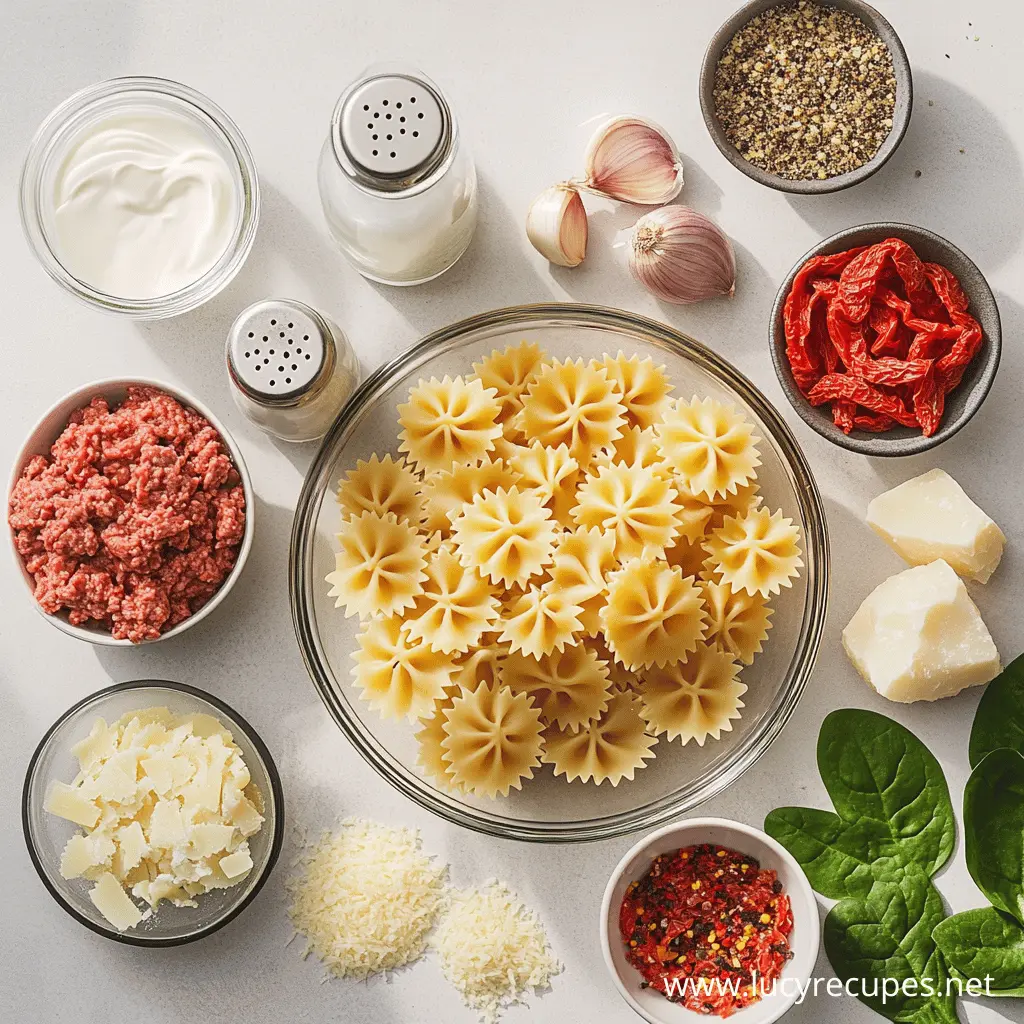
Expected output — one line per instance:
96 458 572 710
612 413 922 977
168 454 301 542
581 116 684 205
525 184 589 267
627 206 736 305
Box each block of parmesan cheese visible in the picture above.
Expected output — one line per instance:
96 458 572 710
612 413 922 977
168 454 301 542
843 559 1001 703
866 469 1005 583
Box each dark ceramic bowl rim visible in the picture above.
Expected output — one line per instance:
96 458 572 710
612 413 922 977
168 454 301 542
21 679 285 947
769 223 1002 456
699 0 913 195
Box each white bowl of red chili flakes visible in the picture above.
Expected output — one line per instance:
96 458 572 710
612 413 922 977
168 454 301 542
7 379 254 645
601 818 819 1024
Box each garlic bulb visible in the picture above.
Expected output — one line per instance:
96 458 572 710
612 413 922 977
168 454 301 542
627 207 736 304
580 116 684 205
526 184 588 267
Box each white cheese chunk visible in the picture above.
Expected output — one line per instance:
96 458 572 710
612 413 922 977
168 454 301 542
843 559 1001 703
60 833 115 879
190 823 234 857
866 469 1006 583
114 821 148 876
71 718 117 771
89 872 143 931
149 799 187 848
219 848 253 879
45 781 101 828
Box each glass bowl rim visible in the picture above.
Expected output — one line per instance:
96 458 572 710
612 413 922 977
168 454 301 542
22 678 286 946
289 302 830 843
18 75 260 320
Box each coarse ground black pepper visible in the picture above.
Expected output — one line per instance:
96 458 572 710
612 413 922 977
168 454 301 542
713 0 897 181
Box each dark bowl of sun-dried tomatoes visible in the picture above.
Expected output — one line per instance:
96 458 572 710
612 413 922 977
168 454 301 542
770 223 1001 456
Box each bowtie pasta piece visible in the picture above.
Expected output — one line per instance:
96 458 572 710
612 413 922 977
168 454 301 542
501 645 612 731
398 375 503 472
404 544 501 655
700 580 774 665
572 463 683 561
703 507 803 598
519 358 627 466
594 425 673 480
418 458 518 536
549 527 618 637
451 642 510 691
351 616 456 721
637 643 746 745
326 511 428 619
508 441 579 523
543 691 658 785
415 690 465 792
470 341 547 427
450 486 558 588
498 587 584 659
601 559 708 670
593 352 673 429
337 454 424 525
440 683 544 798
655 396 761 500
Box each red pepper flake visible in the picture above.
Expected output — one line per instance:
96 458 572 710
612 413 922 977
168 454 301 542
783 238 984 436
619 844 794 1018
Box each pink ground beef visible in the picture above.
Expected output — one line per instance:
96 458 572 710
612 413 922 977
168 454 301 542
9 386 246 643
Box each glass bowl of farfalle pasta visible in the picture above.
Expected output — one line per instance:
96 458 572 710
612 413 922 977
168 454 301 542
290 304 828 842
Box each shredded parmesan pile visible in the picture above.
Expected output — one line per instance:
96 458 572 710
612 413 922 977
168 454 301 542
433 881 562 1023
287 817 447 979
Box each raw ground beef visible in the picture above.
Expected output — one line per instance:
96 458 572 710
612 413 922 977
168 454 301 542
9 386 246 643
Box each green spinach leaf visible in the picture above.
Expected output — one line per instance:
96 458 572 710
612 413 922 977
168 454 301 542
969 653 1024 768
824 866 959 1024
763 806 902 899
818 709 955 876
933 908 1024 996
766 709 954 891
964 748 1024 924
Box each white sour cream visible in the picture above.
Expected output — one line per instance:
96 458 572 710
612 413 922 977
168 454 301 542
52 108 239 299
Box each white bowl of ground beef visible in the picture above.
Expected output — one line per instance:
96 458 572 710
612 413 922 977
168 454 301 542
7 379 254 645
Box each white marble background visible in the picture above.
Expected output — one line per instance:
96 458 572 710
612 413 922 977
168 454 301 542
1 0 1022 1021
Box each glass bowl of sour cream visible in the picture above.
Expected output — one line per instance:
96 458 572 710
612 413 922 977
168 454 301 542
19 77 260 319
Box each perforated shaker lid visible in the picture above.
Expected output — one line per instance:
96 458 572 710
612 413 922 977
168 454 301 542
332 71 451 193
227 299 330 405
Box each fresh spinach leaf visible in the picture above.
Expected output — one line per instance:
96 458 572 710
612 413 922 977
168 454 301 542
766 709 954 891
818 709 955 876
824 866 959 1024
969 653 1024 768
764 807 902 899
933 907 1024 996
964 748 1024 924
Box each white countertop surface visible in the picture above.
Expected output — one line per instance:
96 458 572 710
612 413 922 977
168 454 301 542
2 1 1023 1021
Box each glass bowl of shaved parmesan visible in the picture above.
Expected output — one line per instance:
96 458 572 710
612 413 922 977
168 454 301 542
22 680 284 945
290 303 829 842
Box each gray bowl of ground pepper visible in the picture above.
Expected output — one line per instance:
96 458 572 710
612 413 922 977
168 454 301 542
700 0 912 194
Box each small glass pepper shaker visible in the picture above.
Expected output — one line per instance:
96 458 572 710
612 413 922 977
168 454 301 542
226 299 359 443
317 63 478 285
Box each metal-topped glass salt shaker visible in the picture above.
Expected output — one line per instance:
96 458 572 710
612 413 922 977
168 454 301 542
226 299 359 443
317 64 478 285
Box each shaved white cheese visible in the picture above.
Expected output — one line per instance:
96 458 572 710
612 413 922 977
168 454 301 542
433 882 561 1023
288 818 447 979
89 872 143 931
43 708 265 931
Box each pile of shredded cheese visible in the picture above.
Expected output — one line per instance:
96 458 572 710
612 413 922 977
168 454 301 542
288 818 447 979
433 881 562 1023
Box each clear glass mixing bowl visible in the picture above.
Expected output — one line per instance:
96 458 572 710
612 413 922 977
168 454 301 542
290 304 829 842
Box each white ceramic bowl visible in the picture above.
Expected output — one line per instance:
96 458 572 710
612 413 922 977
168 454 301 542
601 818 819 1024
7 377 255 646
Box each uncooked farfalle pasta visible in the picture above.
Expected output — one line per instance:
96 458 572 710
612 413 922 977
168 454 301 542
327 343 804 799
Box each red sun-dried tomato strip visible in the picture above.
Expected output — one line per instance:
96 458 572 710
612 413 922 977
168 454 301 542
807 374 920 431
836 239 937 323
